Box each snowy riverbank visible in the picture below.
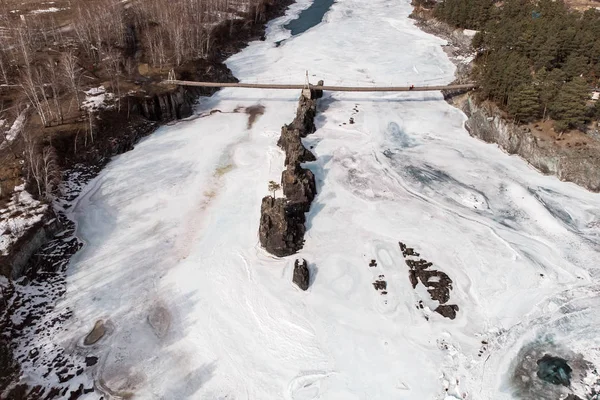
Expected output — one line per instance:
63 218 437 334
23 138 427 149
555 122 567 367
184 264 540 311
5 0 600 398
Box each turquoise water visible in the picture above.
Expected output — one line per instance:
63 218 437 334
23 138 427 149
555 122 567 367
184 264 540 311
284 0 335 36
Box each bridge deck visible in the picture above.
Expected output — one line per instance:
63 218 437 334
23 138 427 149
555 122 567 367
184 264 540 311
162 80 477 92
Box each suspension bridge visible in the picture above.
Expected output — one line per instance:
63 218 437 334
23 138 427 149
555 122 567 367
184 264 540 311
162 70 477 93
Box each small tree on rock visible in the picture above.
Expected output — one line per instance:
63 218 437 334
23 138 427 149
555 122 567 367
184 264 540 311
268 180 281 198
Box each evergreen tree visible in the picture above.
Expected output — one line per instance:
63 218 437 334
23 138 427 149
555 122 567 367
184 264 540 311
536 68 566 120
591 100 600 120
549 77 590 131
508 84 541 122
563 54 588 80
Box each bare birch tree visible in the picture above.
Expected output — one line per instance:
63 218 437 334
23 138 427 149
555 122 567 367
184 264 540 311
41 145 60 200
45 57 64 125
61 50 81 106
23 130 60 200
23 131 42 196
0 48 9 85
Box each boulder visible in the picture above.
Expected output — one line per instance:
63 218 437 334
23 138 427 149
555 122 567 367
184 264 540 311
293 259 310 290
259 197 306 257
85 356 98 367
84 320 106 345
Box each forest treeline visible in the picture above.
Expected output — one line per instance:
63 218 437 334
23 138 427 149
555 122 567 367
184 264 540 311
0 0 269 199
427 0 600 130
0 0 268 125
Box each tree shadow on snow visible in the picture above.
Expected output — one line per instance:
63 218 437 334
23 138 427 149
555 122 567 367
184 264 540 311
161 361 218 399
307 261 319 289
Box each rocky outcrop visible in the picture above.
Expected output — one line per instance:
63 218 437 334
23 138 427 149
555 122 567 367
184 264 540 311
131 86 198 121
259 91 320 257
458 95 600 192
277 125 317 166
281 164 316 208
131 61 238 122
291 93 318 135
292 258 310 290
259 197 307 257
399 241 459 320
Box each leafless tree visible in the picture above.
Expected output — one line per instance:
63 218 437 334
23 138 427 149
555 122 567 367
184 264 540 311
104 48 122 110
23 129 60 200
0 48 9 85
41 145 60 200
45 56 64 125
20 68 49 127
0 99 6 145
86 110 95 146
61 50 81 106
23 131 43 196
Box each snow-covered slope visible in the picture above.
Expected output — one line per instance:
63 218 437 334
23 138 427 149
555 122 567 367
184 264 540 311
22 0 600 398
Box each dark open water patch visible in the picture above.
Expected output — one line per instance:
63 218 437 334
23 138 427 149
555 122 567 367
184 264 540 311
537 355 572 386
283 0 335 37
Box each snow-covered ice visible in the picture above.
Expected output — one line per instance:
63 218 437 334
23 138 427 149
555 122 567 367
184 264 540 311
0 183 47 256
14 0 600 398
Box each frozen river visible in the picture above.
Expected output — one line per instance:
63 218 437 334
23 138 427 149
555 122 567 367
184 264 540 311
30 0 600 398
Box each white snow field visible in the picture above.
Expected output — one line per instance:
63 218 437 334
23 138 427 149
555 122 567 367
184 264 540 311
34 0 600 398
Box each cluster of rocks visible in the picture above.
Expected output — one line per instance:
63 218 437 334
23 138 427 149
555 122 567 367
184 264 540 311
399 241 459 320
372 274 388 295
259 87 322 257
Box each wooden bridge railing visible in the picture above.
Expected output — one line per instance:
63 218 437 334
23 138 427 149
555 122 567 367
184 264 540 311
161 80 477 92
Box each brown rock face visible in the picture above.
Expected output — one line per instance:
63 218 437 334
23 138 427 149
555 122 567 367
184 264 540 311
277 125 316 166
281 164 316 208
460 95 600 192
291 95 318 137
259 197 306 257
293 258 310 290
